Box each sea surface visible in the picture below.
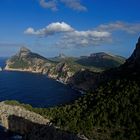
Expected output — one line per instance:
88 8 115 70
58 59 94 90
0 58 80 108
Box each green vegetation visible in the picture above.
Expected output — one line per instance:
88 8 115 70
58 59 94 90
6 77 140 140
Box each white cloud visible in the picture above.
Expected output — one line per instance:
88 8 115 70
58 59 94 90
38 0 87 11
24 22 74 36
97 21 140 34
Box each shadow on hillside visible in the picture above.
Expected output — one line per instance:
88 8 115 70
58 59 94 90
7 115 83 140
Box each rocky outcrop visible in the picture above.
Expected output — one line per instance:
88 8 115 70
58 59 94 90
0 102 87 140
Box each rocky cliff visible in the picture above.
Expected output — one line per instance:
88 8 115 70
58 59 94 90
0 102 87 140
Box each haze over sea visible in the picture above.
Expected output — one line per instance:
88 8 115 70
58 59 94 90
0 58 80 108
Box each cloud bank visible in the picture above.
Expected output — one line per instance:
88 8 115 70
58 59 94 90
24 22 111 47
24 21 140 48
39 0 87 11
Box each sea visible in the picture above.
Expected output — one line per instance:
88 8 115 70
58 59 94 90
0 58 80 108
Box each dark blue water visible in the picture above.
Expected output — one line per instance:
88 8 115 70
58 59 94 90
0 58 80 108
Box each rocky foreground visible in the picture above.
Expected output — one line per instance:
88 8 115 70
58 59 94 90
0 102 87 140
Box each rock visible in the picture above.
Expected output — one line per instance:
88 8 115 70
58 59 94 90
0 67 2 71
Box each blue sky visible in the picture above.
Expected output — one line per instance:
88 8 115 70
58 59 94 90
0 0 139 57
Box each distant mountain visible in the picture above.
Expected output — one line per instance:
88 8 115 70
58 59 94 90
76 52 125 70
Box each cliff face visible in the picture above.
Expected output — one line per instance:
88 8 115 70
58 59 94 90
0 102 87 140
